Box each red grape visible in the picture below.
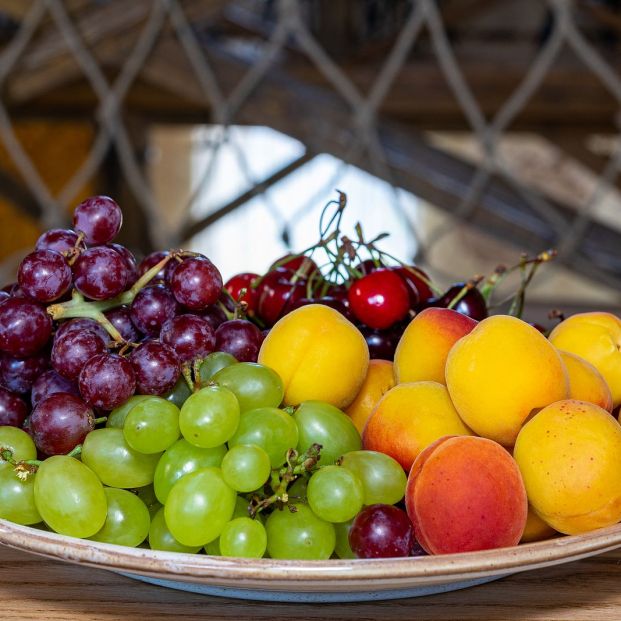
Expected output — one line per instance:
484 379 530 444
199 304 228 331
348 268 410 330
35 228 80 254
55 317 109 344
73 246 129 300
30 392 94 455
0 352 48 394
214 319 262 362
72 195 122 245
137 251 169 282
349 504 415 558
79 353 136 410
169 257 223 311
31 370 79 408
0 387 29 427
129 340 180 395
130 284 179 336
0 291 9 305
160 314 215 362
18 249 72 302
51 329 107 381
0 298 53 356
108 243 138 286
105 306 142 343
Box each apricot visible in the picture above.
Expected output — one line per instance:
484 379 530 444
258 304 369 409
514 399 621 535
362 382 473 471
559 351 613 413
405 435 527 554
394 308 477 385
549 312 621 407
520 506 557 543
445 315 569 446
345 359 395 434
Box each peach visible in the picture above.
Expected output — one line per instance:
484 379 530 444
445 315 569 446
345 359 395 434
362 382 473 471
258 304 369 409
405 435 528 554
549 312 621 407
514 399 621 535
394 308 477 385
559 351 613 413
520 506 557 543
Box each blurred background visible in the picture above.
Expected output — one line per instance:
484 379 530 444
0 0 620 320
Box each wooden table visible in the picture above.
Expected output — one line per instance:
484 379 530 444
1 544 620 621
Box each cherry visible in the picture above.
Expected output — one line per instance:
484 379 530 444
348 268 409 330
361 326 401 360
393 266 434 306
288 296 353 321
355 259 383 275
434 282 488 321
256 268 307 326
224 272 260 314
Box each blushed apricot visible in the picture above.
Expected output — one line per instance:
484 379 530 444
559 351 613 413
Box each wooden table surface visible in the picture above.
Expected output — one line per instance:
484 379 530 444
2 544 621 621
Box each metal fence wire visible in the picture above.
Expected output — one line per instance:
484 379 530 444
1 0 621 290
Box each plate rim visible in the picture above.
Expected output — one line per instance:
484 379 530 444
2 518 621 591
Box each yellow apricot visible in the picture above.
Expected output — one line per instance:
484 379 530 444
345 359 395 434
520 506 557 543
514 400 621 535
445 315 569 446
362 381 473 471
549 312 621 407
258 304 369 409
559 351 613 413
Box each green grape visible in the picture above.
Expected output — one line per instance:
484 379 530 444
34 456 107 538
89 488 150 547
134 484 162 519
0 464 41 525
107 395 151 429
82 428 161 488
307 465 364 523
232 495 254 520
294 401 361 465
198 352 237 383
340 450 407 506
212 363 284 412
153 438 227 504
220 517 267 558
164 467 236 547
221 444 271 493
0 426 37 462
266 504 335 560
164 377 192 408
287 476 308 501
228 407 298 467
149 506 201 553
123 397 180 454
333 519 356 559
179 386 240 448
204 537 221 556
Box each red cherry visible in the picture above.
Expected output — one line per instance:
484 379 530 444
270 254 318 279
436 283 488 321
348 268 410 330
224 272 260 313
256 268 307 326
355 259 383 276
393 266 433 306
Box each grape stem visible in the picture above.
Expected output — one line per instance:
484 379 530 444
46 252 180 344
249 443 322 518
0 447 41 481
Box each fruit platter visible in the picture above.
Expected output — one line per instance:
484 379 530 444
2 192 621 602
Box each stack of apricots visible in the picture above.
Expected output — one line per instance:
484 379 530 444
261 304 621 554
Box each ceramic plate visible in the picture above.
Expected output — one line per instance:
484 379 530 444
2 518 621 602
